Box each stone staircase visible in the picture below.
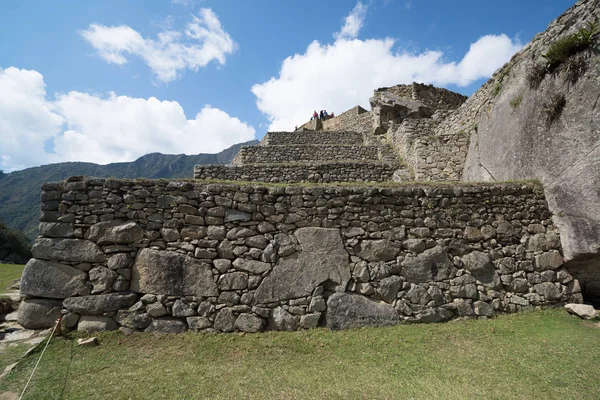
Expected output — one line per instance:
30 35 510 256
194 130 412 183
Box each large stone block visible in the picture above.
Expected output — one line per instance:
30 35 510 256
63 293 137 315
401 246 456 283
77 315 118 332
17 298 62 329
325 293 400 330
20 259 87 299
461 251 502 289
131 248 218 297
85 220 144 245
254 227 350 303
39 222 74 238
355 240 400 262
32 238 106 263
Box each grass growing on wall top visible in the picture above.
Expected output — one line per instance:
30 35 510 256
1 309 599 399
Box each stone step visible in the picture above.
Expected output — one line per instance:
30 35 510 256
195 161 412 183
260 131 364 146
232 144 380 165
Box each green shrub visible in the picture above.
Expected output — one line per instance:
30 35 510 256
542 19 599 72
0 221 31 262
528 19 598 89
509 95 523 109
543 94 566 125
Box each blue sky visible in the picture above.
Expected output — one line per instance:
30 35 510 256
0 0 574 171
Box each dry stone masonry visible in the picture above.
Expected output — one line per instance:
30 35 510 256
19 177 581 333
196 129 411 184
20 0 599 333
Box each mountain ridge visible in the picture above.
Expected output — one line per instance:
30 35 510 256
0 140 258 239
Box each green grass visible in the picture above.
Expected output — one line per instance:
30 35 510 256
0 343 32 373
1 309 599 399
0 263 24 291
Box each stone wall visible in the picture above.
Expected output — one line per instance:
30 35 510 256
385 110 470 181
232 144 380 165
296 106 372 134
194 162 401 183
374 83 467 112
19 177 581 333
260 131 364 146
322 106 372 134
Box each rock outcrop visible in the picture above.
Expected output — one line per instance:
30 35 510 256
459 0 600 301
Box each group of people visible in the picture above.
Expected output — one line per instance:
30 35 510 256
311 110 334 121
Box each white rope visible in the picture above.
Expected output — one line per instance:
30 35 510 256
18 319 59 400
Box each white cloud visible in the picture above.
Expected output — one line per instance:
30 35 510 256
335 2 368 40
0 67 255 172
0 67 63 171
253 29 521 131
80 8 236 83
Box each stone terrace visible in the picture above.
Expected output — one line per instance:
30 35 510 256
195 130 411 184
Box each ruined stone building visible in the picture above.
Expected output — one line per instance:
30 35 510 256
17 0 599 333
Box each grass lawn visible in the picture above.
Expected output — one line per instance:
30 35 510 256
0 309 598 399
0 263 24 291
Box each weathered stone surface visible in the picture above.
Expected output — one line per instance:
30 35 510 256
131 248 218 297
115 310 152 329
219 272 248 291
63 293 137 315
255 228 350 303
414 308 453 323
214 308 236 332
187 316 212 331
224 209 251 223
20 259 87 299
32 238 106 263
461 251 501 289
145 318 187 333
401 246 455 283
269 307 297 331
146 302 167 317
564 303 598 320
377 276 402 303
77 315 118 332
473 301 494 317
17 298 62 329
325 292 400 330
85 220 144 245
107 253 132 270
232 258 271 274
89 266 118 294
355 240 400 262
235 313 266 333
533 282 562 301
172 299 196 317
300 313 321 329
534 251 564 271
39 222 74 238
62 313 80 330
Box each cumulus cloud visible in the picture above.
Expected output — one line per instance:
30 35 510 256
335 2 368 40
253 9 521 131
80 8 236 82
0 67 255 172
